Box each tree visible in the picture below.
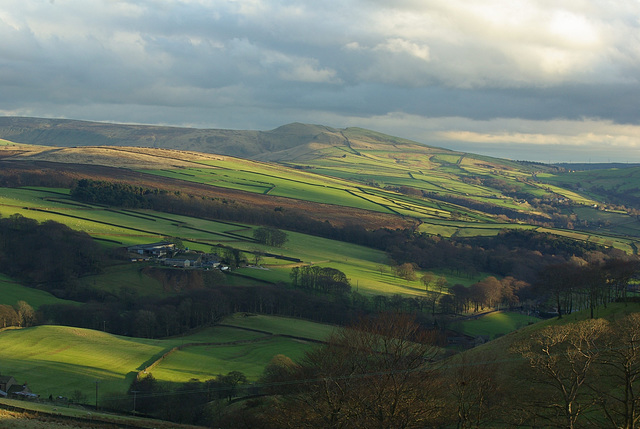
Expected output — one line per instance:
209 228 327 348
0 305 19 328
218 371 247 402
260 354 300 395
421 272 435 290
595 313 640 429
163 235 184 251
536 262 580 318
447 352 505 428
14 300 36 327
394 262 417 281
129 373 163 414
511 318 608 429
250 248 264 266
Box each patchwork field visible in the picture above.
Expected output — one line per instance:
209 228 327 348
0 187 481 296
0 315 332 400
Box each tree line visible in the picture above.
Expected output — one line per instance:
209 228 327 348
0 213 104 290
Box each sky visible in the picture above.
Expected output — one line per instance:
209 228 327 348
1 0 640 163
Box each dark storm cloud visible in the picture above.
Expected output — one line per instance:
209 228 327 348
1 0 639 161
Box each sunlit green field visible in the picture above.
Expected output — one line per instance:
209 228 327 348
0 187 252 248
0 315 332 399
453 311 540 340
539 167 640 199
151 336 312 382
0 326 170 398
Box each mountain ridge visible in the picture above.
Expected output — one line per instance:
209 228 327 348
0 116 457 162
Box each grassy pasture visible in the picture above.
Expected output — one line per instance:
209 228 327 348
535 226 638 254
173 325 268 343
453 311 540 340
223 313 336 340
0 188 253 248
0 315 334 399
0 326 169 398
0 186 525 296
0 274 73 309
146 167 397 213
0 398 192 429
150 336 312 382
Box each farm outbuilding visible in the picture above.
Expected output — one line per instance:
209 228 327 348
127 242 176 257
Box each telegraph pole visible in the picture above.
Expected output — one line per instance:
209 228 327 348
132 390 139 413
95 380 100 410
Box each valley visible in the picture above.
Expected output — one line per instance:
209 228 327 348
0 119 639 427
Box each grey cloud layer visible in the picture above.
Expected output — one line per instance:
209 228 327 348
1 0 639 161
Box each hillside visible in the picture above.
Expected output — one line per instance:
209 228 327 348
0 117 413 161
1 118 639 248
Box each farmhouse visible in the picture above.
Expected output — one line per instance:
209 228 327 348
127 242 176 257
0 375 17 394
163 252 203 268
0 375 36 398
164 258 191 268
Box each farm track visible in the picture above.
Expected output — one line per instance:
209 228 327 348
0 160 416 230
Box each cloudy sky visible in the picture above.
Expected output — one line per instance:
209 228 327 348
2 0 640 162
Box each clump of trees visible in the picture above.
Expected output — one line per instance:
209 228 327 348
0 214 104 292
71 179 153 208
0 301 36 328
290 266 351 295
253 227 288 247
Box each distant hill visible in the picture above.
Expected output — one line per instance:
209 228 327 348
0 117 454 162
555 162 640 171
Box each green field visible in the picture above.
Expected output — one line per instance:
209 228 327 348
0 187 253 249
0 326 168 399
143 142 640 245
150 336 312 382
0 274 73 309
453 311 542 340
0 314 332 400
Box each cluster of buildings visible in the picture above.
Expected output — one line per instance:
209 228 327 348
126 241 223 269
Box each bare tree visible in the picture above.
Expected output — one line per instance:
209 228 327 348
511 318 608 429
447 352 505 429
595 313 640 429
